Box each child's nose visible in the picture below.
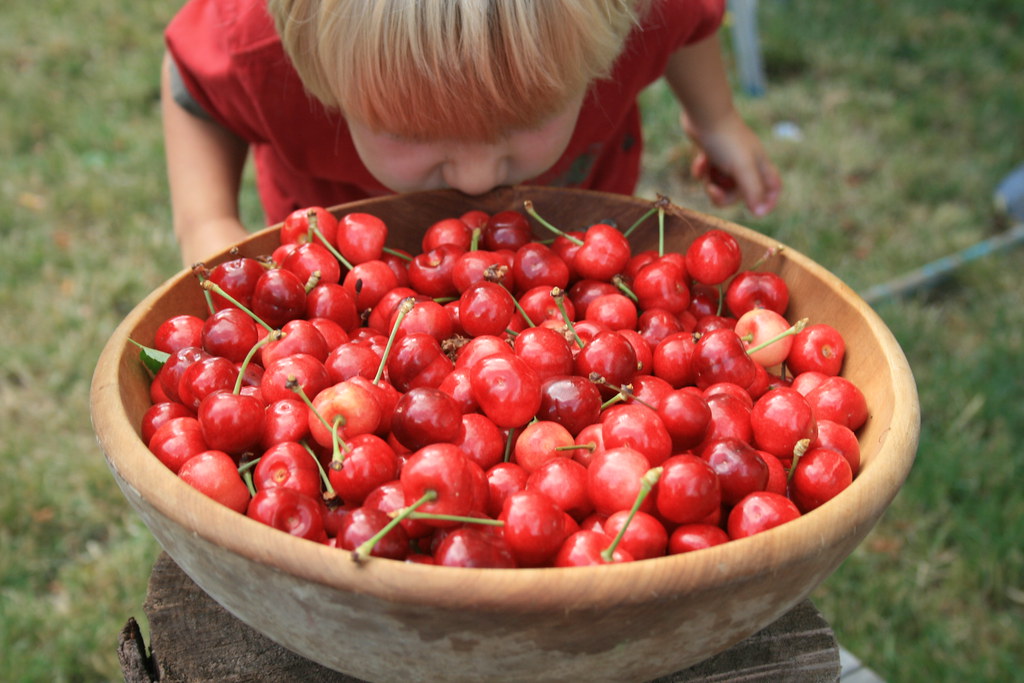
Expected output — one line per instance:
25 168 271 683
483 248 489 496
442 151 510 196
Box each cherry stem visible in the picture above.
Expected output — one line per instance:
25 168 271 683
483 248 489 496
658 204 666 257
303 270 322 294
600 466 663 563
352 490 437 562
523 200 583 246
233 329 282 394
503 427 517 463
191 265 217 316
748 245 785 272
745 317 809 356
499 281 535 329
551 287 584 349
402 511 504 526
555 443 596 453
382 246 411 262
301 441 337 499
236 458 259 497
621 206 657 239
306 209 355 271
469 227 482 251
200 280 276 333
286 377 349 464
787 438 812 483
373 297 417 385
611 274 638 303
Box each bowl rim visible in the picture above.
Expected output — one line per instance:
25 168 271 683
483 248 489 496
90 187 919 612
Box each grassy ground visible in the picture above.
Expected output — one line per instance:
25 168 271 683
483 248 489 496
1 1 1021 681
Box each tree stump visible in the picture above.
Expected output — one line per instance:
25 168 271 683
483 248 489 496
119 552 841 682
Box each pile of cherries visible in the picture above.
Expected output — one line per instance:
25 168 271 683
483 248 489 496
139 199 867 568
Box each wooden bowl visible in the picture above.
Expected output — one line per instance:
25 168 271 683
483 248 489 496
91 187 919 681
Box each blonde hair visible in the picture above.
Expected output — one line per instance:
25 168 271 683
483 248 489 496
268 0 645 143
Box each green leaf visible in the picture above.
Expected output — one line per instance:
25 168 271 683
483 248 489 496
129 338 169 375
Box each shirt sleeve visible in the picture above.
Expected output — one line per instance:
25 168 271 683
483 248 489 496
164 0 276 143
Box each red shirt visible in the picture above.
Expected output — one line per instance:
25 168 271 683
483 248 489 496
166 0 724 224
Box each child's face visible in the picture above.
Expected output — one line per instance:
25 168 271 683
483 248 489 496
347 94 584 196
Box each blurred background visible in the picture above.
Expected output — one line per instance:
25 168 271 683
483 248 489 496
1 1 1022 680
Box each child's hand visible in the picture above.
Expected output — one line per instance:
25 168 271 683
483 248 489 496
683 111 781 217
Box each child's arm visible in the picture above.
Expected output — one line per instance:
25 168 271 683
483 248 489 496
161 53 250 267
664 33 781 216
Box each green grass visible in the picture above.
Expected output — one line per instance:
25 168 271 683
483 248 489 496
2 1 1022 681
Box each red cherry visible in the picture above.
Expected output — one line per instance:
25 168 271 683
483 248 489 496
512 242 570 293
281 206 338 247
526 457 593 521
632 258 690 314
572 224 631 282
149 416 209 474
335 506 409 560
433 526 516 568
206 256 267 311
259 352 331 404
735 308 794 368
804 376 868 430
247 487 328 542
422 217 473 253
657 389 712 452
727 491 801 539
154 314 205 354
513 420 575 474
513 326 574 383
485 461 529 519
389 387 463 452
750 387 818 460
517 285 574 327
469 353 542 429
787 323 846 376
400 443 477 527
574 330 638 395
655 453 721 524
459 280 516 338
668 523 730 554
587 446 653 516
390 299 454 343
177 356 239 411
536 374 603 436
386 332 454 392
309 379 383 448
305 283 361 332
789 447 854 512
261 319 329 366
141 401 195 446
157 346 209 403
178 450 251 514
324 340 383 384
499 490 570 567
251 267 307 329
602 509 668 560
554 529 633 567
281 241 342 286
651 331 697 388
407 243 463 299
198 390 265 455
451 248 516 293
253 441 322 499
725 270 790 317
584 293 638 331
685 229 742 286
451 413 505 470
700 437 769 506
482 210 533 251
600 403 672 468
811 419 861 474
343 260 400 312
336 212 388 265
329 433 399 505
692 328 758 390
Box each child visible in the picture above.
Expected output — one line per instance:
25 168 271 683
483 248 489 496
162 0 781 266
